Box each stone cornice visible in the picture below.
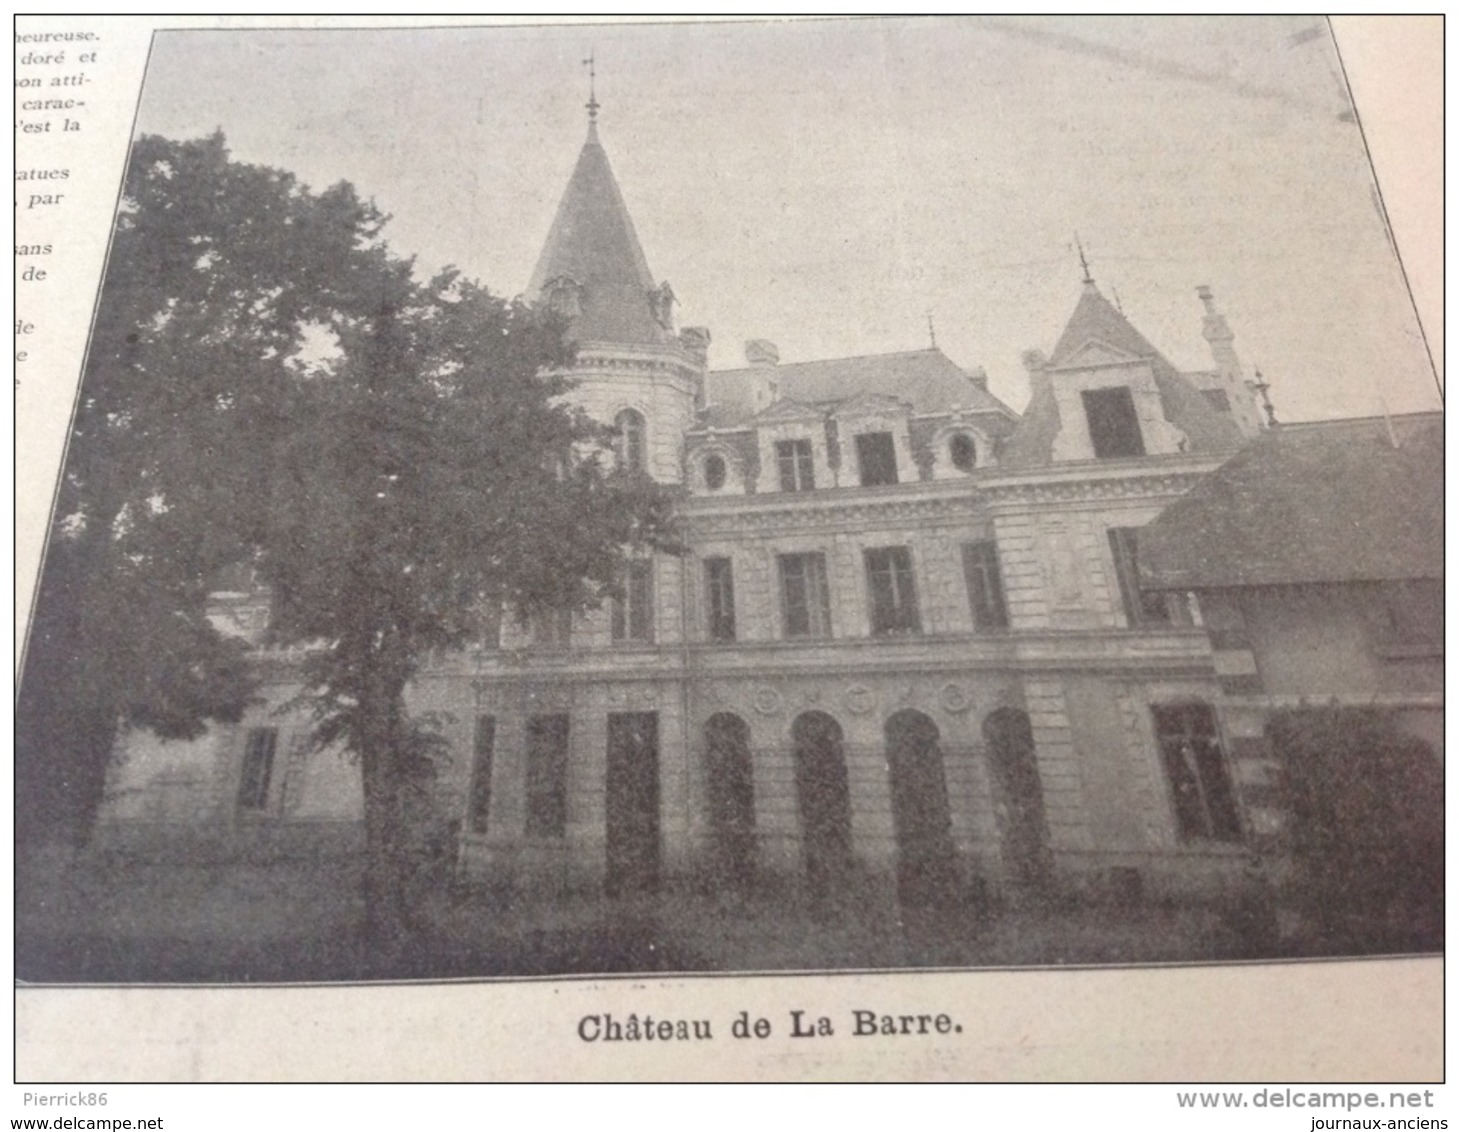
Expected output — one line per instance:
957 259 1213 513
679 463 1216 532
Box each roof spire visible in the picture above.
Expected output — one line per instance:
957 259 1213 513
926 311 937 350
1252 367 1278 427
583 51 600 128
1074 232 1094 286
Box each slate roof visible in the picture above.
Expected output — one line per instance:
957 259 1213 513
527 123 670 347
702 348 1015 430
1139 413 1443 589
1000 283 1245 467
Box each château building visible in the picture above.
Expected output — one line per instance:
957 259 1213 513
99 105 1302 909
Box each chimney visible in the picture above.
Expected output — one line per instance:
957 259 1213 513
744 340 781 412
744 339 779 367
1196 286 1263 439
679 325 711 367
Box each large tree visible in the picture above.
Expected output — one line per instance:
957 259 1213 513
261 261 675 949
19 133 389 846
20 133 675 956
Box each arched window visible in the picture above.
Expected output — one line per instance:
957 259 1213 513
615 408 646 473
884 710 957 905
704 713 755 887
791 711 852 895
703 453 727 491
983 708 1053 892
949 433 977 472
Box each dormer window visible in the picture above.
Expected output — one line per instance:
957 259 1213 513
856 431 899 486
703 453 727 491
615 408 647 473
1082 387 1145 458
542 275 584 322
649 281 676 331
948 433 976 472
776 439 815 492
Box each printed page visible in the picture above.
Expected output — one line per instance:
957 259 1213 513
11 15 1444 1104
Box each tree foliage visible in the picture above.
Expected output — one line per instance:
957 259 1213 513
20 132 388 844
262 263 676 945
1267 705 1443 954
20 132 677 954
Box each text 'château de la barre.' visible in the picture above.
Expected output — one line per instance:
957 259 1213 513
577 1009 963 1042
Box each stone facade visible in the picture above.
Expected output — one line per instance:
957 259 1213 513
96 115 1285 907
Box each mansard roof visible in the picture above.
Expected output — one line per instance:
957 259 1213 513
704 348 1014 429
1139 413 1442 590
527 123 671 347
1000 283 1244 467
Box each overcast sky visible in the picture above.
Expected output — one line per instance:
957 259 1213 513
133 16 1438 422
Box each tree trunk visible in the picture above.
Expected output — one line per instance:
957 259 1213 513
356 665 414 969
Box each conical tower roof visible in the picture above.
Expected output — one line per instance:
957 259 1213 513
1000 281 1244 466
1048 281 1163 367
528 122 670 347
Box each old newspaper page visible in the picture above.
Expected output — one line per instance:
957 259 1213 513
11 15 1444 1098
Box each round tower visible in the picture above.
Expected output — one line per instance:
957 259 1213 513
527 103 704 483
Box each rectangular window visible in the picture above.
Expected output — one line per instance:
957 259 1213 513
704 557 736 642
467 715 495 834
778 552 832 638
1152 703 1241 841
1082 387 1145 458
855 431 899 486
525 713 570 838
477 597 503 651
237 727 278 811
962 540 1010 630
776 438 815 492
1375 579 1443 647
532 607 573 650
864 546 921 635
612 559 654 642
1108 527 1182 627
1200 388 1231 413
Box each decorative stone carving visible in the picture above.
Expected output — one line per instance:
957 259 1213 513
939 682 971 714
753 687 783 716
844 684 875 715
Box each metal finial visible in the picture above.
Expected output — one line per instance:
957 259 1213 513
1075 232 1093 285
1252 367 1277 426
583 52 599 122
926 311 937 350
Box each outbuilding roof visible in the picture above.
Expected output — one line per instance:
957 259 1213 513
1139 412 1442 589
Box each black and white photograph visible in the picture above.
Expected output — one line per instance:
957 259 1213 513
15 14 1441 1060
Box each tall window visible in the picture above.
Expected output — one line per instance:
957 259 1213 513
864 546 921 635
1152 703 1241 841
962 540 1009 630
615 408 646 473
532 607 573 650
525 714 570 838
779 552 832 638
776 439 815 492
1375 579 1443 648
702 453 727 490
949 433 977 472
705 557 737 642
1082 387 1145 458
612 559 654 643
237 727 278 811
467 715 495 834
1108 527 1181 627
476 596 503 651
856 431 899 486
